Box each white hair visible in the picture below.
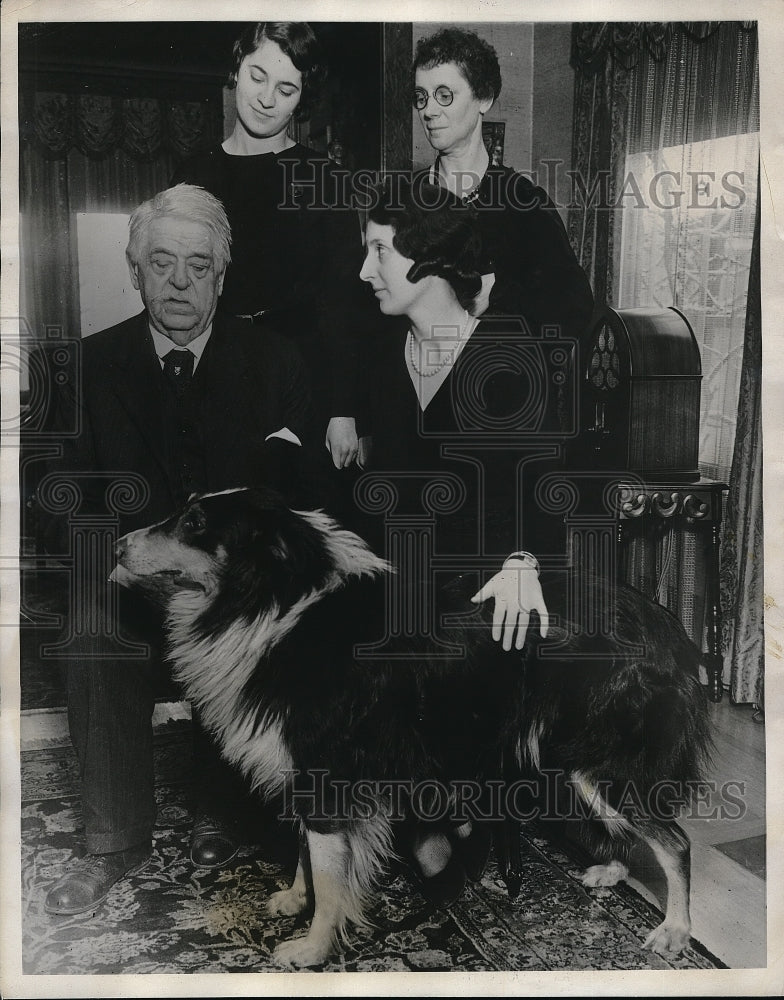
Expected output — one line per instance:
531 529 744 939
126 183 232 273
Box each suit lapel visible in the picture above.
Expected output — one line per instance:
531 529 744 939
107 313 171 478
196 318 260 485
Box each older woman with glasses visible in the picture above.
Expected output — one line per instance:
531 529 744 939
412 27 594 337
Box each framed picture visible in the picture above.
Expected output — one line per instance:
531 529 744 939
482 119 506 165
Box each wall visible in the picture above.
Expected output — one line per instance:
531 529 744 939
411 22 534 173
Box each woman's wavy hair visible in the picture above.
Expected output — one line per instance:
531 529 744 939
367 179 482 308
227 22 326 121
413 27 502 104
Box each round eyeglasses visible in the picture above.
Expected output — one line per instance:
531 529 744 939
413 85 454 111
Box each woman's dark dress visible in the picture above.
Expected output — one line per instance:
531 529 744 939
359 317 574 580
171 143 364 425
414 164 594 343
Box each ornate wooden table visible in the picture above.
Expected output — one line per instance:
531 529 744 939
615 477 728 702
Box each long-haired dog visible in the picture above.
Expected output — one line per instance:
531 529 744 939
116 486 712 968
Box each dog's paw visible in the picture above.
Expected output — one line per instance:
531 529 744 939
581 860 629 887
643 920 691 955
273 933 334 968
266 886 308 918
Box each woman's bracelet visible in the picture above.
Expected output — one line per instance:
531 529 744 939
503 551 540 574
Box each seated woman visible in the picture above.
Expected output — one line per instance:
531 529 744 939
356 180 562 902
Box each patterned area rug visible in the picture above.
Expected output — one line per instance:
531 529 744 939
21 780 724 974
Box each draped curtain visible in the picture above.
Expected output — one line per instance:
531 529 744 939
568 23 641 307
569 22 763 703
720 188 764 706
19 87 220 339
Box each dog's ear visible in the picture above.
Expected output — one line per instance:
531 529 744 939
253 509 333 613
268 531 293 567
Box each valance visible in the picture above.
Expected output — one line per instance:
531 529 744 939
571 21 757 76
20 91 220 162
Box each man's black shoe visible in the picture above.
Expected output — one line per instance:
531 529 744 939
44 843 151 915
189 813 240 869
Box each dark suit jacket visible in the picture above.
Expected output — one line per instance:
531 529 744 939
41 310 325 552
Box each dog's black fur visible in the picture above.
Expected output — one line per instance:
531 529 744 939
117 486 713 967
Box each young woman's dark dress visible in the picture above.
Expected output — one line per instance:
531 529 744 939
172 143 364 426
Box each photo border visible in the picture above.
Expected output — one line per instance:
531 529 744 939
2 1 781 996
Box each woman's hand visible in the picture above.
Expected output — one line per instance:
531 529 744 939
357 435 373 470
326 416 359 469
469 272 496 318
470 558 549 650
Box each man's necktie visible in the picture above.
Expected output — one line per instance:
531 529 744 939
163 348 194 395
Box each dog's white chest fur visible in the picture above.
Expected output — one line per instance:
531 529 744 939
163 521 390 799
165 593 301 796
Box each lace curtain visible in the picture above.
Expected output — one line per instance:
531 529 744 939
18 87 220 339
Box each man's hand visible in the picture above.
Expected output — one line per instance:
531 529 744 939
325 416 358 469
470 558 549 650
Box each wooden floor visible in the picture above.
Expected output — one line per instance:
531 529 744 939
626 698 767 968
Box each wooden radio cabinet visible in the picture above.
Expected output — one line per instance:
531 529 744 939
580 305 702 481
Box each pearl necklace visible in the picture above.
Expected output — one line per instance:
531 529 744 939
430 157 486 205
408 311 470 377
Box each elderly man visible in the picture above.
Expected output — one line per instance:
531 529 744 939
43 184 319 914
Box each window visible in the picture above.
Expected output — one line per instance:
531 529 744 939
618 132 759 479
